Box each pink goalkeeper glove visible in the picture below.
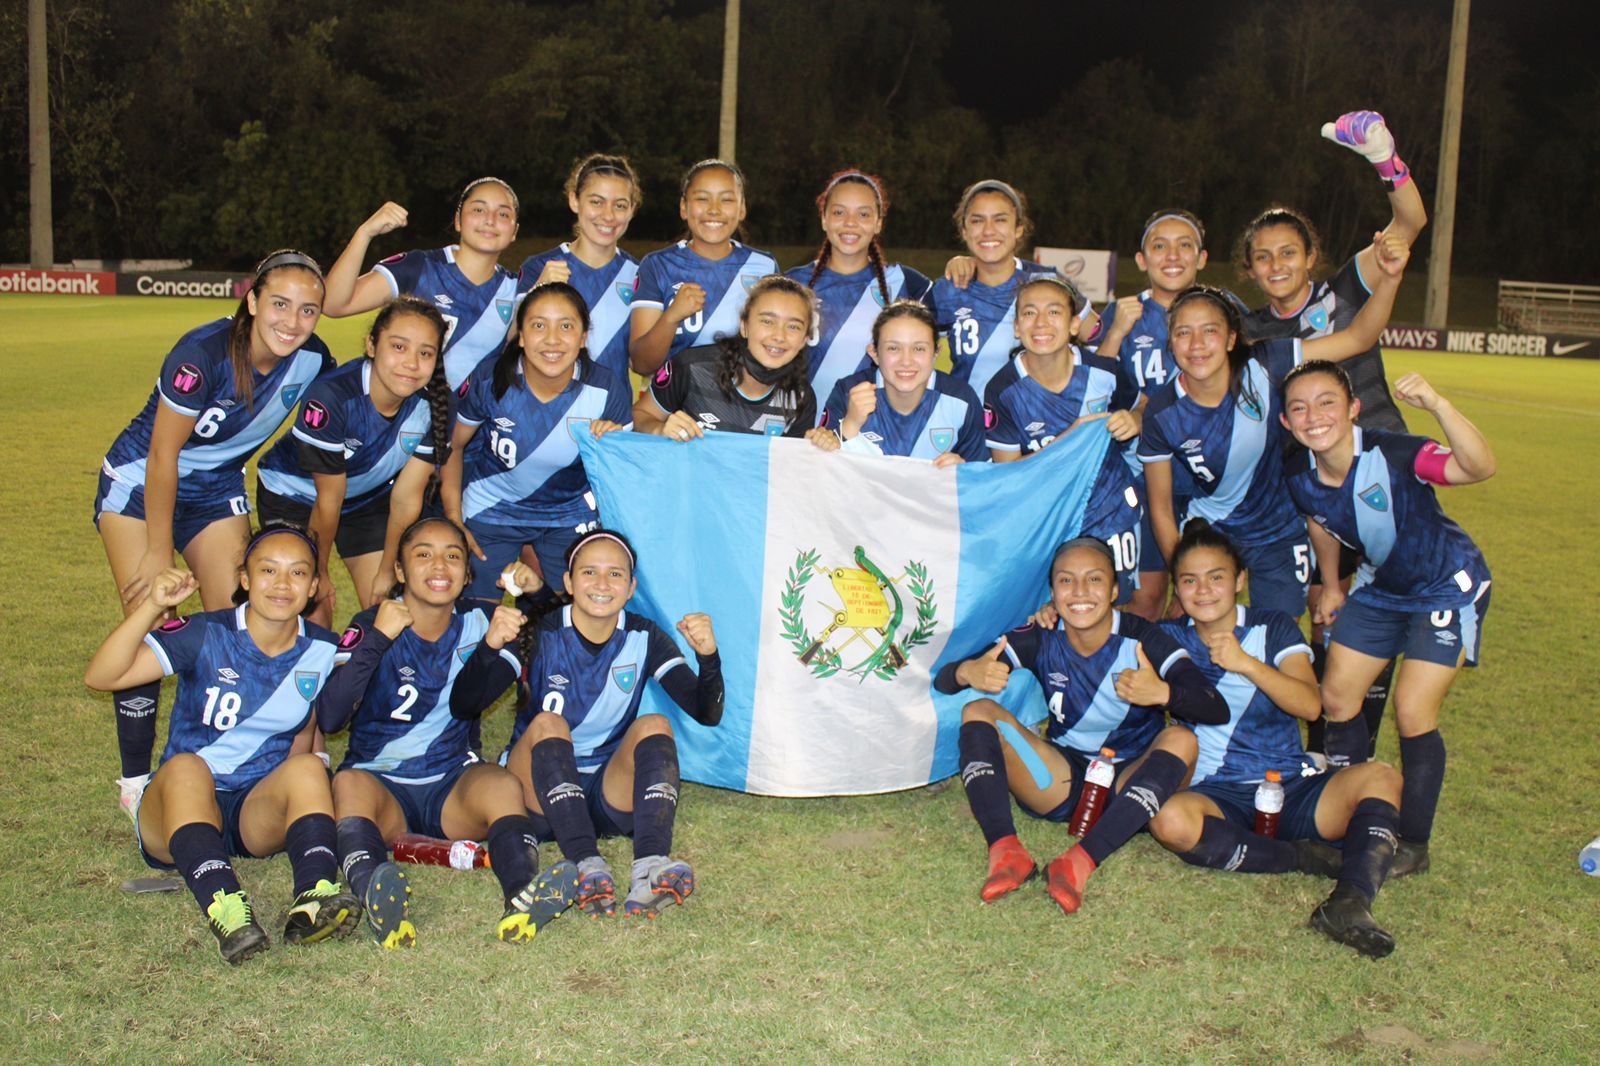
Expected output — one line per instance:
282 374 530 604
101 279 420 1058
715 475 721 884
1321 110 1411 189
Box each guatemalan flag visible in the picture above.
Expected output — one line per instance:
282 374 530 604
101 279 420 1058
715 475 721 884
576 424 1109 796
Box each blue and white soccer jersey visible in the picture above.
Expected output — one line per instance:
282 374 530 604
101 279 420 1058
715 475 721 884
786 261 933 423
97 318 332 548
1243 256 1405 432
1164 606 1316 786
1138 339 1311 615
1287 427 1492 665
821 368 986 462
507 608 689 775
983 350 1144 595
518 244 640 383
928 258 1058 400
257 358 438 510
143 607 346 791
454 360 633 591
631 241 779 360
374 246 519 388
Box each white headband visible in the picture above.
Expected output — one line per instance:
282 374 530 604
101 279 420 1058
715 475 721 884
1140 212 1203 250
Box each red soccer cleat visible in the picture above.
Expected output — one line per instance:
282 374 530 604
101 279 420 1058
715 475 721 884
1045 844 1097 915
981 835 1038 901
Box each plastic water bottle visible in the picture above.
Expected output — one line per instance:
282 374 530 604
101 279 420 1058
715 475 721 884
1254 771 1284 838
1069 747 1117 837
1580 836 1600 876
393 832 491 870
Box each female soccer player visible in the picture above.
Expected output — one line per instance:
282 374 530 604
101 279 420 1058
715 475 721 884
822 300 984 465
320 517 578 947
442 282 633 608
96 250 332 813
1147 522 1406 958
935 537 1226 914
84 525 358 965
322 177 522 388
628 159 779 375
1136 232 1408 620
500 530 724 918
1240 110 1427 435
256 296 451 626
518 154 642 384
929 179 1095 401
986 275 1144 604
787 169 933 418
1282 363 1493 878
636 275 834 445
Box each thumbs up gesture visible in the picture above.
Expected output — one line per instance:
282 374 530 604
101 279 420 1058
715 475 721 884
1114 643 1170 706
957 636 1011 693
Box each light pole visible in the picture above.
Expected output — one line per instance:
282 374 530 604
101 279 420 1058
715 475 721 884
28 0 53 269
1424 0 1469 328
718 0 740 162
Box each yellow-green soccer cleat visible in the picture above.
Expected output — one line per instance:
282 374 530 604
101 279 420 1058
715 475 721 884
363 862 416 949
497 860 579 943
206 889 269 965
283 879 360 944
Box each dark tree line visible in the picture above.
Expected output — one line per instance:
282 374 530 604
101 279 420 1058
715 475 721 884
2 0 1594 280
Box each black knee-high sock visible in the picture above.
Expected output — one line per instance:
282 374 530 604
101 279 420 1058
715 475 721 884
530 737 599 863
114 682 161 778
1081 750 1186 866
284 813 339 896
1361 661 1396 758
1338 798 1399 902
1323 714 1371 769
631 733 680 860
335 816 387 901
486 814 540 902
958 721 1016 847
1398 730 1446 843
1178 816 1298 873
168 821 241 916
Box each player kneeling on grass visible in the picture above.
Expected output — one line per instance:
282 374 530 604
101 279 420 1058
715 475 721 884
1147 522 1404 959
933 538 1227 914
318 517 578 948
84 525 359 965
501 529 724 918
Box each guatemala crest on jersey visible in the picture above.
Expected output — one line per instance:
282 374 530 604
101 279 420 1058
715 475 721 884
612 663 638 694
495 298 513 324
1359 483 1389 512
872 286 888 307
928 427 955 452
400 432 422 455
740 274 761 293
456 641 479 664
295 671 320 700
617 281 634 305
1307 304 1330 333
280 384 303 410
567 416 594 443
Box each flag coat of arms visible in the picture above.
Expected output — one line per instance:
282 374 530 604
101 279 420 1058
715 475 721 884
577 425 1109 796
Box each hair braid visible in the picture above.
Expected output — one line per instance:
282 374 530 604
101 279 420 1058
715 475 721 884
807 239 833 290
866 239 890 307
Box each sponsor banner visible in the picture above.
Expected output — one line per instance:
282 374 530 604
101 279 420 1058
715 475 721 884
0 268 117 295
120 271 250 299
1033 247 1117 303
1381 324 1598 359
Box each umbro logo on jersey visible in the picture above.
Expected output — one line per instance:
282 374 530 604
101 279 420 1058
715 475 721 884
1181 439 1203 451
547 782 585 804
493 417 517 430
343 438 363 453
960 760 995 785
696 413 721 430
399 666 415 680
434 293 453 308
1025 421 1047 434
862 431 884 444
548 674 569 687
954 307 974 319
1047 672 1069 686
1134 335 1154 347
217 668 240 685
1358 483 1389 512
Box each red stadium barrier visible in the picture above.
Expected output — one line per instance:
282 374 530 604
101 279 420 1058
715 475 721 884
1380 324 1597 359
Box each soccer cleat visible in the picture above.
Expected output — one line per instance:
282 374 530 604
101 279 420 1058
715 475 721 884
1294 839 1344 880
498 860 578 942
363 862 415 949
624 857 695 918
206 889 269 965
574 862 617 918
980 835 1037 902
282 879 360 944
116 774 150 825
1310 887 1396 959
1044 844 1096 915
1386 839 1430 880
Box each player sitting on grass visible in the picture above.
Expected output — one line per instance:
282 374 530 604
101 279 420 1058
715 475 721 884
84 525 359 964
934 537 1226 914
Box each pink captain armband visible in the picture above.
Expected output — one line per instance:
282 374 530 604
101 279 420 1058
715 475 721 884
1414 440 1453 485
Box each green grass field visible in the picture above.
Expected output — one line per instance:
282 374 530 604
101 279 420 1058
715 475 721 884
1 294 1596 1064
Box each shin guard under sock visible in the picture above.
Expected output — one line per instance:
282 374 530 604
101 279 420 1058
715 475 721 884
1081 749 1186 866
958 721 1017 847
530 737 599 863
